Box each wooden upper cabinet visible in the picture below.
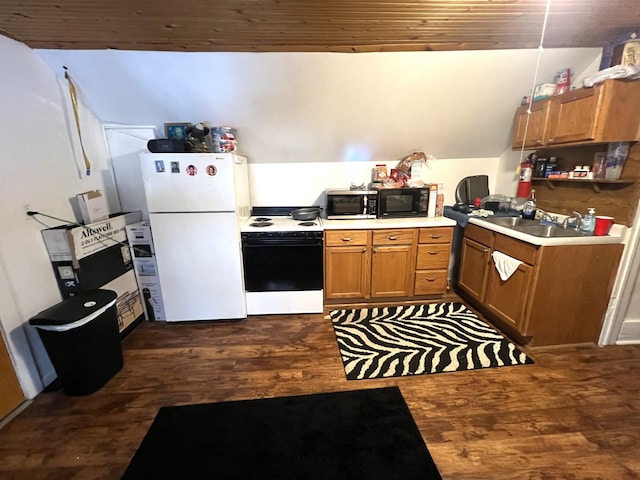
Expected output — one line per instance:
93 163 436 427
512 99 551 149
545 85 600 145
512 79 640 150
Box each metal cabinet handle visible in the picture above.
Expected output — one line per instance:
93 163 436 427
387 236 399 240
428 251 439 255
483 248 489 253
373 247 378 253
424 277 436 282
548 138 554 143
430 234 441 239
341 237 352 242
362 247 367 253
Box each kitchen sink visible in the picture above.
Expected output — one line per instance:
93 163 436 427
478 216 587 238
478 217 539 228
512 224 587 238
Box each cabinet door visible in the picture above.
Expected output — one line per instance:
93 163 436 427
458 237 491 302
545 87 600 145
1 335 23 421
512 100 550 149
484 261 534 333
324 246 370 299
370 245 414 298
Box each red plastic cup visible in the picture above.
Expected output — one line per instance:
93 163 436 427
594 216 614 236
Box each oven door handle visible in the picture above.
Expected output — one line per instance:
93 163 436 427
242 240 323 247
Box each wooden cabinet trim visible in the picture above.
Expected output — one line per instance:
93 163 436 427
464 223 494 247
493 233 538 265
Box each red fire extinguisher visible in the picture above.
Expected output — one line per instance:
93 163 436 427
516 154 534 198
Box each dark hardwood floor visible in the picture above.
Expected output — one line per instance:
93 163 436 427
1 298 640 479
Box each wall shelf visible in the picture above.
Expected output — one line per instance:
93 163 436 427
532 177 635 193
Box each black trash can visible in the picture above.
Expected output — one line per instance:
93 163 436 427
29 289 123 396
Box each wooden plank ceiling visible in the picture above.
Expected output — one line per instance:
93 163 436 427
0 1 638 53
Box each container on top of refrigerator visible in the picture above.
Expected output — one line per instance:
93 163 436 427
210 126 237 153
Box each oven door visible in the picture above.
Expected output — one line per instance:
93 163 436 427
242 237 323 292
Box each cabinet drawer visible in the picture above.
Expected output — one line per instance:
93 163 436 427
418 227 452 244
416 244 451 270
493 233 538 265
465 223 493 247
414 270 448 295
372 229 416 245
325 230 369 247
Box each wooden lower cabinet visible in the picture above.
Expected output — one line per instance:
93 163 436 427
370 229 416 298
414 227 452 295
458 223 624 346
324 230 370 300
370 244 414 297
324 226 453 304
458 237 491 302
484 260 534 332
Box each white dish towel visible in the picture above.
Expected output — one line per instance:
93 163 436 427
491 251 523 281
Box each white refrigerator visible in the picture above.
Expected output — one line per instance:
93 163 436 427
140 153 250 321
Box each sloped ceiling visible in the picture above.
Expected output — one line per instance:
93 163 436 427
0 1 638 53
35 47 601 162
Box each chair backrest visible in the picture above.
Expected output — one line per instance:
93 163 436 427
455 175 489 205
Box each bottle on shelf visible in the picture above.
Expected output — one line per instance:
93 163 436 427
581 208 596 234
605 142 630 181
592 152 606 180
521 189 537 220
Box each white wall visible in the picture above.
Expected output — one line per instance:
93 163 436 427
36 48 601 166
0 36 117 398
248 157 501 208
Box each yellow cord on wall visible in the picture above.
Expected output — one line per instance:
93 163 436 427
64 67 91 176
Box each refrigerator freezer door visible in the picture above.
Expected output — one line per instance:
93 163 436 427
149 212 247 321
141 153 246 213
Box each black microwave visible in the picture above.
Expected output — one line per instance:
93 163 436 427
376 187 430 218
325 189 378 219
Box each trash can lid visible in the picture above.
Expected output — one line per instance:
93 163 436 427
29 290 118 327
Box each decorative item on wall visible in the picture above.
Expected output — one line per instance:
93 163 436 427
63 67 92 176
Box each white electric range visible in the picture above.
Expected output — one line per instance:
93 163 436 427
240 207 324 315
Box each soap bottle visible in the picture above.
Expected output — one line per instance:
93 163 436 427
521 189 537 220
581 208 596 234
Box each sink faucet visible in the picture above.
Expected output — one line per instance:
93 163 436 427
537 210 558 224
562 211 583 230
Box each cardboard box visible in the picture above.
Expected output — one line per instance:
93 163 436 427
125 221 166 321
76 190 108 224
41 213 144 333
600 31 640 70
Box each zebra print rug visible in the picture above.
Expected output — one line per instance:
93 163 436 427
328 302 534 380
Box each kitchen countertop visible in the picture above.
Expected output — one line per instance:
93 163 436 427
468 217 627 246
322 217 456 230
